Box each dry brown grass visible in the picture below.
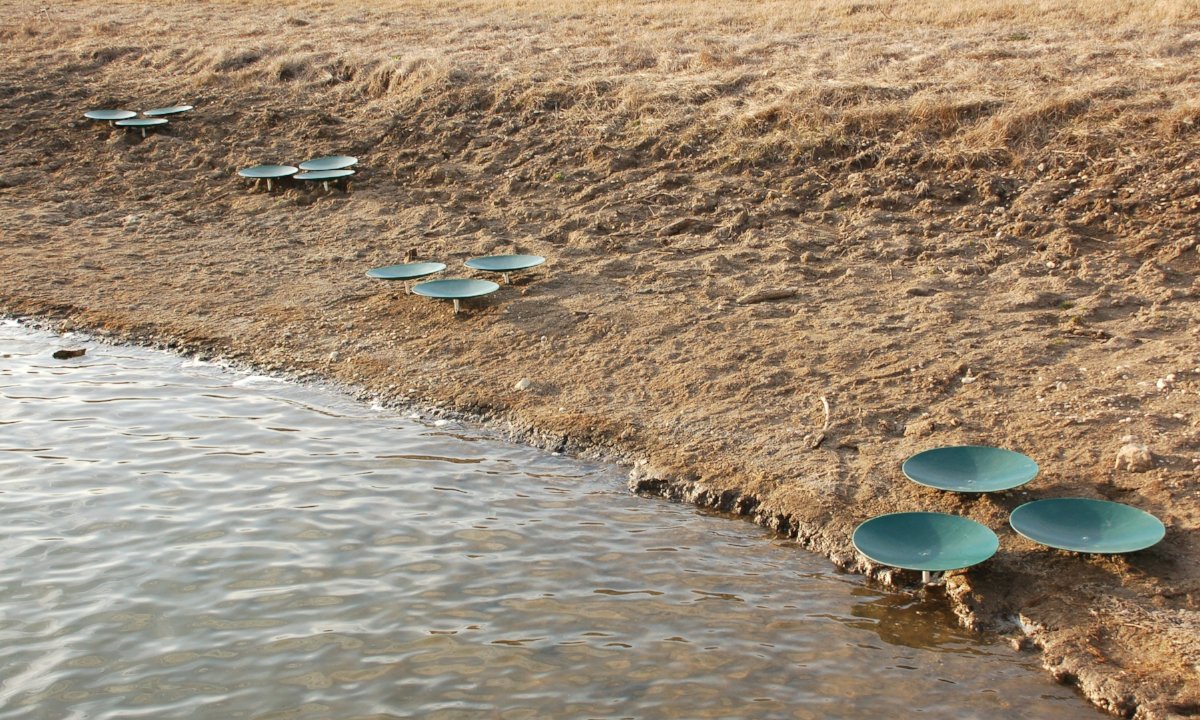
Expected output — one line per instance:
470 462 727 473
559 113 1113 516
4 0 1199 238
9 0 1200 164
5 0 1196 252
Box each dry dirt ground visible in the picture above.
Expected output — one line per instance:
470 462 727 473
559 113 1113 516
1 0 1199 716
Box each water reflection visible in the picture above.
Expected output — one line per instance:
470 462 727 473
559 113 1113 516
846 588 983 651
0 320 1103 719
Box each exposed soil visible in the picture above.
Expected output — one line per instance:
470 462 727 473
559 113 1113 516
1 1 1198 716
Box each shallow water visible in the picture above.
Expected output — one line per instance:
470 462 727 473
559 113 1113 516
0 320 1100 720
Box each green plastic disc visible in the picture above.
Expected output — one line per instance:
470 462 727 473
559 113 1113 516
366 262 446 281
465 254 546 273
903 446 1039 493
1009 498 1165 553
115 118 168 129
84 109 137 121
238 165 298 179
853 512 999 572
412 278 500 300
294 169 354 182
143 105 193 117
299 155 357 171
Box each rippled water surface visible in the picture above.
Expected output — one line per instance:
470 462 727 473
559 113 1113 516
0 321 1100 719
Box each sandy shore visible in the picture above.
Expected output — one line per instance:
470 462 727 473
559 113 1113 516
2 0 1198 715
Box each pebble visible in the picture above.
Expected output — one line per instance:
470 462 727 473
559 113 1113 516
904 417 936 438
1114 436 1154 472
514 378 532 391
735 287 799 305
1105 336 1139 349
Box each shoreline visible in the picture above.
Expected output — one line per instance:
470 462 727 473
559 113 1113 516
0 312 1016 607
2 314 1104 720
0 308 1170 718
2 1 1198 716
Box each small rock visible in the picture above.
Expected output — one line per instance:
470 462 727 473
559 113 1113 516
1114 436 1154 472
1009 636 1033 652
52 348 86 360
514 378 532 391
905 286 939 297
718 210 750 238
657 217 701 237
904 418 936 438
1099 336 1137 350
735 287 799 305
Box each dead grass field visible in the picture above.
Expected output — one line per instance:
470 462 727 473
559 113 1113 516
2 0 1200 717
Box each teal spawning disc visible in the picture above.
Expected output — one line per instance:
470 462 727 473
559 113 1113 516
1009 498 1165 554
367 262 447 281
903 446 1038 493
299 155 357 171
143 105 194 117
853 512 999 572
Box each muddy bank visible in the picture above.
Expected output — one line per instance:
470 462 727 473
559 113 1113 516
1 1 1198 716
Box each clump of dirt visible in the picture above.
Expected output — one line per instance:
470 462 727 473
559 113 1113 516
1 1 1198 716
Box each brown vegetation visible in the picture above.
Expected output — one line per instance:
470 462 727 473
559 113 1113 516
2 0 1199 717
